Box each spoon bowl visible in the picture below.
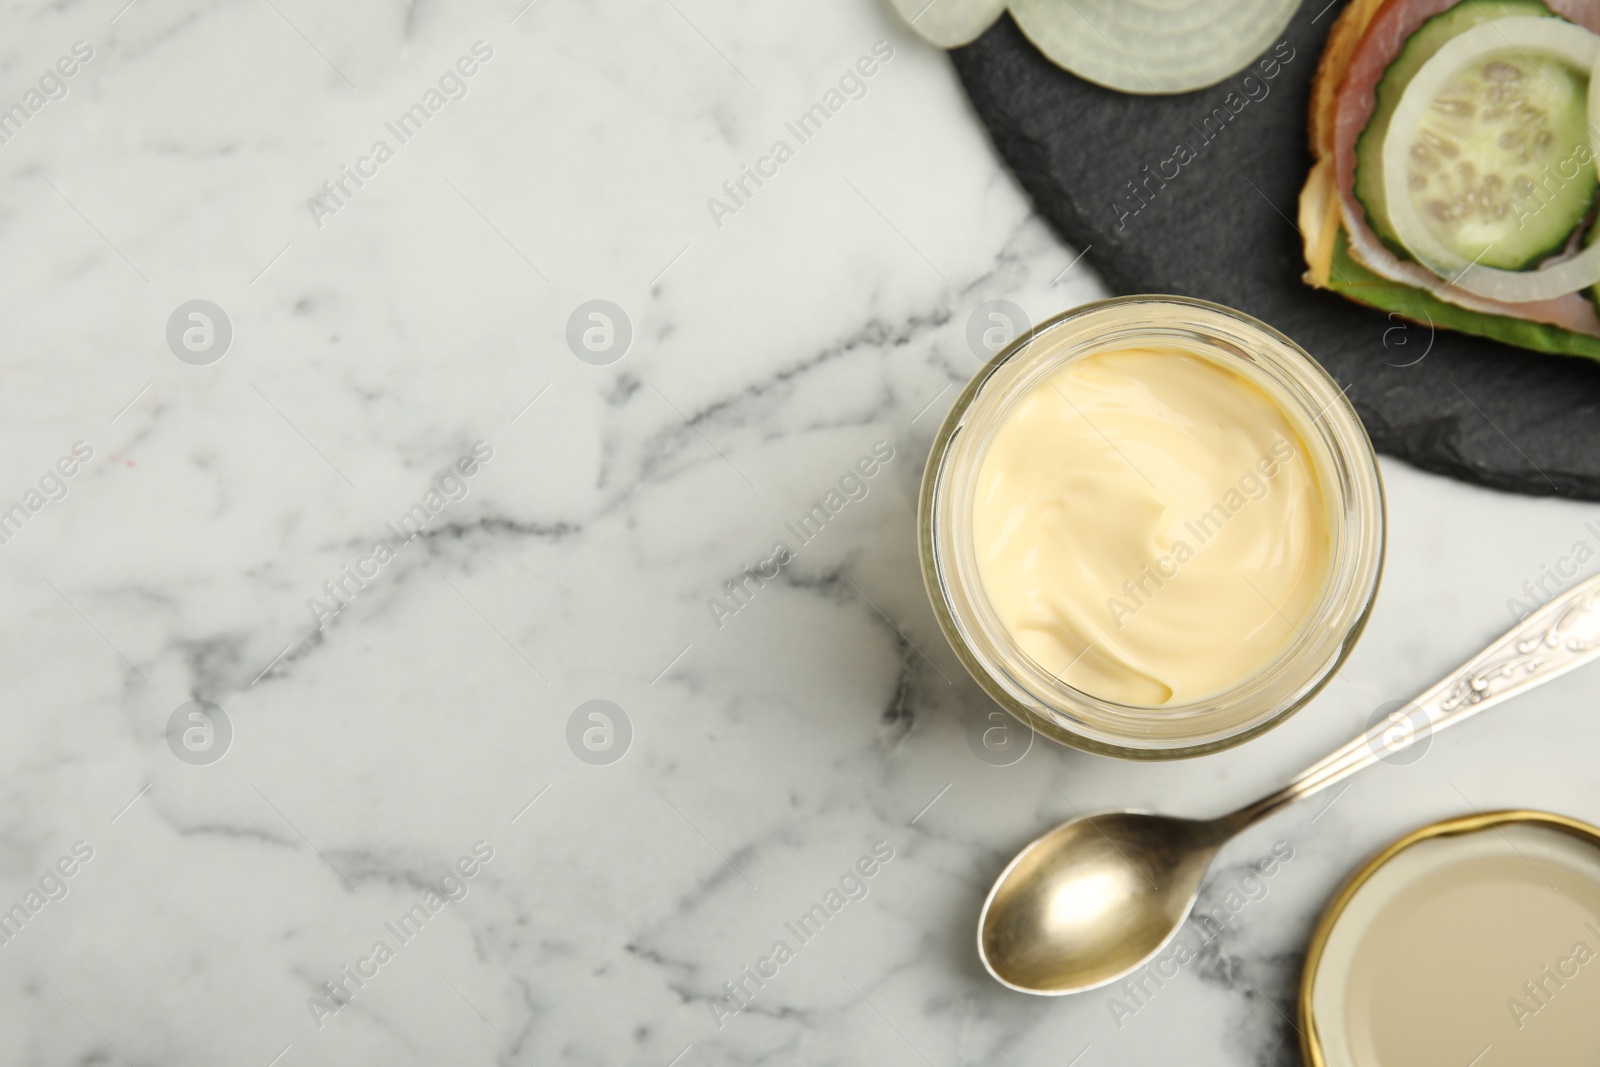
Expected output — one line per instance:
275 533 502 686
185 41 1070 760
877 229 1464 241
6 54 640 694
978 812 1223 994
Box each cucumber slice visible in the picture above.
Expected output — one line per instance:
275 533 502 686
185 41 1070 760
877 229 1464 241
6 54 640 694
1381 17 1600 300
1354 0 1596 270
1401 49 1594 269
1355 0 1554 256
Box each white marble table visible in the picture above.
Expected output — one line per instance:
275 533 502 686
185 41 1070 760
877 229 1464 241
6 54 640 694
5 1 1599 1064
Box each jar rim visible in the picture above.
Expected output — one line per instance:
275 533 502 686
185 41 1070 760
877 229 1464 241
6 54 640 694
918 295 1385 760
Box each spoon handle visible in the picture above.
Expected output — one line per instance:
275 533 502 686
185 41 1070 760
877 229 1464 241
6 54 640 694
1225 568 1600 833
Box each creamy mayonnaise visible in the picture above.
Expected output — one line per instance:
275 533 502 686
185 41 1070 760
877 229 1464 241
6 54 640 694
971 346 1331 706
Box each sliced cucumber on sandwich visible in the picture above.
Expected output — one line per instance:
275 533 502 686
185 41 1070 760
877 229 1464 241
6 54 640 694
1355 0 1596 272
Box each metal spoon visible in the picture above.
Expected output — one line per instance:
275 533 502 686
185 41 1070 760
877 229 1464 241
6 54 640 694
979 570 1600 995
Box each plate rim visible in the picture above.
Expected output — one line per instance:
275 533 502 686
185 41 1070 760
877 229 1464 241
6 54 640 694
1297 808 1600 1067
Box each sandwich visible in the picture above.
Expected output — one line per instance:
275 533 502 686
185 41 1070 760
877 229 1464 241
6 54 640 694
1300 0 1600 357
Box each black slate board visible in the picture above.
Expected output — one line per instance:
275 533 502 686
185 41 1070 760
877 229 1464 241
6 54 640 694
950 3 1600 500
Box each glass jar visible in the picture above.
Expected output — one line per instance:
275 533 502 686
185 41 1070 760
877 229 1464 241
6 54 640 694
919 296 1384 759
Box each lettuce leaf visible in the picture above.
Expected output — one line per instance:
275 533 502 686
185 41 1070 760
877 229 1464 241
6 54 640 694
1326 227 1600 360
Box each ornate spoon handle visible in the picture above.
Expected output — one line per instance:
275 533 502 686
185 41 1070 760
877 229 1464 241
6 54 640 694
1225 570 1600 832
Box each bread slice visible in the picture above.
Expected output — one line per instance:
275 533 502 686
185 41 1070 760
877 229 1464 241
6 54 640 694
1299 0 1388 287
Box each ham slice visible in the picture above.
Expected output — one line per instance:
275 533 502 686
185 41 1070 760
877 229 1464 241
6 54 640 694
1326 0 1600 332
